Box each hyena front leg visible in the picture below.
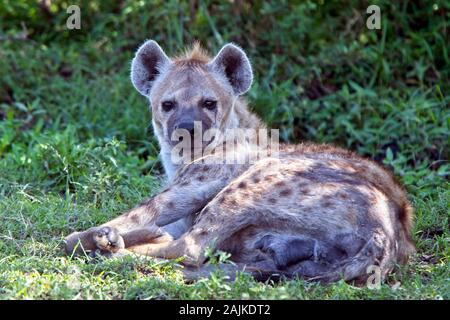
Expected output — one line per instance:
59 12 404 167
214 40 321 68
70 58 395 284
64 163 238 255
64 206 167 255
120 205 255 266
124 174 264 265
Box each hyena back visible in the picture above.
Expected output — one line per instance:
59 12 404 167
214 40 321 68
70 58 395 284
65 40 415 283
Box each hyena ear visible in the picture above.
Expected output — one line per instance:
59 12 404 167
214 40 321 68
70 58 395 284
131 40 171 96
208 43 253 95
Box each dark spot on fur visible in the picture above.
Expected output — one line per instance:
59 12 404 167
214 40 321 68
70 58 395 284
224 188 233 195
252 169 262 176
275 181 285 187
339 192 349 199
189 166 200 174
323 201 334 208
280 189 292 197
300 188 310 195
180 181 189 187
197 175 206 182
294 171 304 177
252 176 261 183
238 181 247 189
218 196 226 204
167 201 175 209
268 197 277 204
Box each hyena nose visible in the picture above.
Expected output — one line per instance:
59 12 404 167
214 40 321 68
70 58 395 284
175 122 195 136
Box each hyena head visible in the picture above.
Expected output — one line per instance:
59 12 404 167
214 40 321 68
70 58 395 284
130 40 253 173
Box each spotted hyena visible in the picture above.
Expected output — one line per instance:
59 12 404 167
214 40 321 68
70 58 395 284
65 40 415 283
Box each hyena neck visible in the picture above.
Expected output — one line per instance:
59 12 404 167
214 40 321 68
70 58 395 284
210 99 267 157
159 99 264 181
160 150 178 180
226 99 265 132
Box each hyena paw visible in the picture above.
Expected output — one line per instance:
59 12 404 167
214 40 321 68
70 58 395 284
93 226 125 253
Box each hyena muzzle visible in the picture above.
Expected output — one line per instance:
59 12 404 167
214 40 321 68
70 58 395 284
65 40 415 283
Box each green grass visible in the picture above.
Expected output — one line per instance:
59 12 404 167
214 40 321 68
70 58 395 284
0 0 449 299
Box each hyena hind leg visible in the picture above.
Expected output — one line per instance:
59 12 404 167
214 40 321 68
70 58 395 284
297 233 388 283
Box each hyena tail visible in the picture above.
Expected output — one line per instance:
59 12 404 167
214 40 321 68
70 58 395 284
397 200 416 264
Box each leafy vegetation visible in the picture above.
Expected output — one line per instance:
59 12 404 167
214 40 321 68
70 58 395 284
0 0 448 299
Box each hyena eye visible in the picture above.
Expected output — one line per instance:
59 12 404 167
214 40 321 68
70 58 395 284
161 101 176 112
202 100 217 111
